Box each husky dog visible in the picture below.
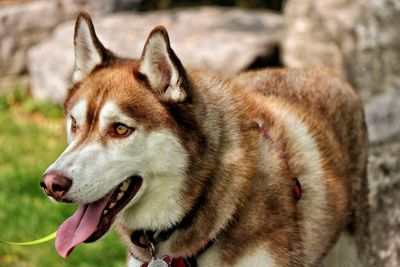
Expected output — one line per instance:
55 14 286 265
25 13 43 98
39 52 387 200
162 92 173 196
40 12 370 267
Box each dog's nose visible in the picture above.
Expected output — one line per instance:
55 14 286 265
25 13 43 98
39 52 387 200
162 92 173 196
40 171 72 200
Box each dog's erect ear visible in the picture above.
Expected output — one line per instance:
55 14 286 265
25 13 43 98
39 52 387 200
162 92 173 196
139 26 189 104
73 12 108 83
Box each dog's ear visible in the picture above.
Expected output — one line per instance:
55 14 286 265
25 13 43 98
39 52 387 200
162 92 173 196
72 12 108 83
139 26 189 104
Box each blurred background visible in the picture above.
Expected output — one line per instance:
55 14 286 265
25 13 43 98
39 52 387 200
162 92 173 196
0 0 399 266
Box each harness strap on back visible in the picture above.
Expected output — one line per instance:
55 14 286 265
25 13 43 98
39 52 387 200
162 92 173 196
259 127 302 202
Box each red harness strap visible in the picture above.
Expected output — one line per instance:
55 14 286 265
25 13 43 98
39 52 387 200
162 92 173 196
141 256 190 267
259 127 302 202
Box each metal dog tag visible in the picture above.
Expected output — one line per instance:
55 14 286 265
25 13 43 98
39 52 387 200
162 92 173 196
148 257 169 267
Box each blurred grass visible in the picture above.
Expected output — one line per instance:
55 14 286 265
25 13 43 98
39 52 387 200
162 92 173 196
0 90 126 267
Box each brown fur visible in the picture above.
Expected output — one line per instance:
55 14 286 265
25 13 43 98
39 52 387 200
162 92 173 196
234 68 370 258
60 13 370 267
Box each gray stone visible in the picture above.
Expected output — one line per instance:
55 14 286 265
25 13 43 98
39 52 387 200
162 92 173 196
60 0 144 15
0 0 65 76
28 7 283 103
365 91 400 144
0 0 144 79
368 143 400 267
283 0 400 101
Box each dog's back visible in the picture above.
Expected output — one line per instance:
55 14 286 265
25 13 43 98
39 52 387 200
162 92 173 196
233 67 369 266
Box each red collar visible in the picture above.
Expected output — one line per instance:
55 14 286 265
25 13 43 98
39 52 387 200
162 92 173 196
141 255 196 267
136 232 214 267
132 223 219 266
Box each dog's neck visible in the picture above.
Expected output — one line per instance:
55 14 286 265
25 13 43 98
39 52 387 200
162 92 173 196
117 72 262 262
127 189 212 251
116 166 239 261
116 189 232 262
126 212 225 264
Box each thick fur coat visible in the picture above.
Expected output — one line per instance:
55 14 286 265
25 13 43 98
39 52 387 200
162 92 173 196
41 12 370 267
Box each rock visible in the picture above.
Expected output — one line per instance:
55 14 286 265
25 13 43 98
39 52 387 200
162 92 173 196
282 0 400 101
368 143 400 267
60 0 144 15
28 7 283 103
365 91 400 144
0 0 144 79
0 0 65 76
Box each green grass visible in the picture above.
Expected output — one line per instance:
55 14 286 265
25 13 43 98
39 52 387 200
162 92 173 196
0 92 126 267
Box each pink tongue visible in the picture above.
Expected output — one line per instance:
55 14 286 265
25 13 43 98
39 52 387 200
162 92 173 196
55 194 112 258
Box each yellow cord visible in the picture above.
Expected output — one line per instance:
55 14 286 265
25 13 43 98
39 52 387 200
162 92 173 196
0 231 56 246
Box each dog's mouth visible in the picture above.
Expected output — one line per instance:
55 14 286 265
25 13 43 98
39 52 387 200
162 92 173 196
55 175 142 258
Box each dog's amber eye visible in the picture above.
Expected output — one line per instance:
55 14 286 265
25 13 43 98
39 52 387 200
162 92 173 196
112 123 132 137
71 117 78 133
116 124 128 135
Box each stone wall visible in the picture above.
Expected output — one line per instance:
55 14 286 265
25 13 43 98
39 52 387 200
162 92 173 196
0 0 143 77
0 0 65 75
283 0 400 101
27 7 283 103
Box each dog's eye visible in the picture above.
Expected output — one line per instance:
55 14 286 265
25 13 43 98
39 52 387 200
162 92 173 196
71 117 78 133
111 123 132 137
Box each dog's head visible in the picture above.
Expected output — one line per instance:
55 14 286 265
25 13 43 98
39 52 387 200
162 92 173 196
40 12 191 258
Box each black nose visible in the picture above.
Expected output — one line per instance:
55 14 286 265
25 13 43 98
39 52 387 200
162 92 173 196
40 171 72 200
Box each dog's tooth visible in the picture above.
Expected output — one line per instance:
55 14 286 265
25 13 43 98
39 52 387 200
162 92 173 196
103 209 108 215
117 192 124 200
120 181 129 192
109 202 116 209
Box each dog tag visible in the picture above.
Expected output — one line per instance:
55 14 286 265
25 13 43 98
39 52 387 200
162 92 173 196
148 258 169 267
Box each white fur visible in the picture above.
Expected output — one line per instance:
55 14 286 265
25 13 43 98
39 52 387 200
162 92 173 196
98 102 136 131
323 233 363 267
269 103 328 264
46 100 189 232
127 256 143 267
46 99 87 178
197 243 277 267
73 17 102 83
234 247 277 267
116 127 189 230
66 99 87 144
196 243 223 267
